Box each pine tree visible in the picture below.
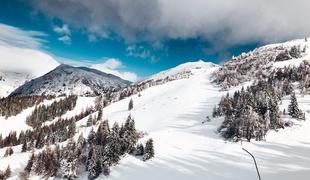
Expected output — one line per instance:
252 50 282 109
87 115 93 127
61 151 77 179
4 165 11 179
87 146 102 179
21 141 27 152
128 99 133 111
24 153 35 173
104 123 122 166
96 120 109 146
4 147 13 157
288 92 300 118
269 98 282 129
120 115 138 153
97 109 103 121
68 121 76 138
135 143 144 156
87 128 96 145
143 138 154 161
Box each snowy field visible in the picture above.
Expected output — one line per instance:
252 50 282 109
1 63 310 179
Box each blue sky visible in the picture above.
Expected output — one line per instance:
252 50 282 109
0 0 308 80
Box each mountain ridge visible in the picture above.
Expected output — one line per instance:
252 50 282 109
10 64 131 97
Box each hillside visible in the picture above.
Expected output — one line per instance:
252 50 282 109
214 38 310 89
0 59 310 179
10 64 131 97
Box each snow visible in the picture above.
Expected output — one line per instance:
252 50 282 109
1 60 310 179
94 63 310 180
10 64 130 96
0 98 61 138
143 60 219 81
267 38 310 68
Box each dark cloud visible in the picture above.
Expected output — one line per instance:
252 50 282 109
30 0 310 49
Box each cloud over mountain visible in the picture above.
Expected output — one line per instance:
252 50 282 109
31 0 310 49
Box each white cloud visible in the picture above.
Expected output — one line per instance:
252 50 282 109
58 35 71 44
53 24 70 35
91 58 138 82
0 44 59 77
0 23 46 49
0 23 59 76
127 45 158 63
32 0 310 49
53 24 71 44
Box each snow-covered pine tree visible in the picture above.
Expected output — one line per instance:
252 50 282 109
60 150 77 179
135 143 144 156
24 153 35 173
120 115 138 153
143 138 154 161
97 108 103 121
87 128 96 145
128 98 133 111
104 123 122 166
3 165 11 179
68 120 76 138
87 115 93 127
4 146 13 157
288 92 300 118
87 146 102 179
269 98 282 129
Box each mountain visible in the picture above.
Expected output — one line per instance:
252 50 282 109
0 71 31 98
0 44 59 97
2 40 310 180
144 60 219 82
10 64 131 96
214 38 310 89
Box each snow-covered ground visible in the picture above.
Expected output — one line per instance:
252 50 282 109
1 61 310 179
96 64 310 180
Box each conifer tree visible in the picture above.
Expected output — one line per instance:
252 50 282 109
104 123 122 166
87 115 93 127
135 143 144 156
87 128 96 145
143 138 154 161
288 92 300 118
4 147 13 157
4 165 11 179
87 146 102 179
21 141 27 152
128 99 133 111
24 153 35 173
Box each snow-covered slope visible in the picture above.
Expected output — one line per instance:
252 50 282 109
10 64 131 97
0 44 59 97
0 71 31 98
91 62 310 180
214 38 310 88
1 60 310 179
144 60 219 81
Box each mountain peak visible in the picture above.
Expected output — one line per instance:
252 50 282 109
10 65 131 97
143 60 219 82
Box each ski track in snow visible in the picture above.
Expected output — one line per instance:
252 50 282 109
1 63 310 179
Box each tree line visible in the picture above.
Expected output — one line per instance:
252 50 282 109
21 116 154 179
214 77 304 141
0 96 53 118
0 106 95 149
26 95 77 127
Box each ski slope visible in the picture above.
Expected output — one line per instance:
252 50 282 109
1 61 310 179
96 64 310 180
